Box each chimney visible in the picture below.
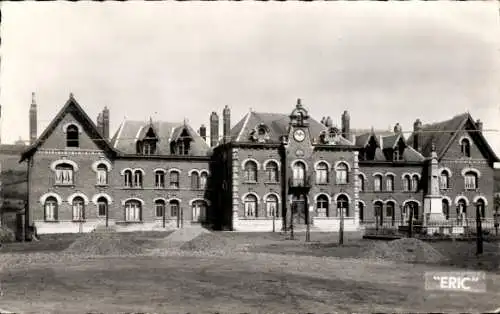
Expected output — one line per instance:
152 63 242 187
97 112 104 136
393 123 402 134
223 105 231 143
341 110 351 139
325 116 333 128
102 106 110 140
199 124 207 141
210 111 219 147
413 119 422 152
29 92 38 145
476 119 483 132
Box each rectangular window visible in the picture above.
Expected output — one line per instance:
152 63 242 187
465 175 476 190
55 169 73 185
72 203 84 221
97 170 107 185
125 203 141 222
170 204 179 217
336 171 347 185
155 172 165 188
170 172 180 188
98 203 107 217
374 178 381 192
155 204 164 218
386 178 394 192
316 170 328 184
45 203 56 221
245 202 256 217
440 175 448 189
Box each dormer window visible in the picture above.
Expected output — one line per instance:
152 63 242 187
136 126 158 155
250 124 270 143
171 128 192 155
66 124 79 147
461 138 471 157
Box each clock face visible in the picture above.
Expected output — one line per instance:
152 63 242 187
294 129 306 142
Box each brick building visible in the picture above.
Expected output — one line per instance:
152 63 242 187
19 94 500 234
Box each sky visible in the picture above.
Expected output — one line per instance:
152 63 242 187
1 2 500 154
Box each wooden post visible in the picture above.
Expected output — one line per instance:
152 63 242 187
272 206 276 233
163 205 166 228
409 205 414 238
476 205 483 255
339 207 344 246
290 202 295 240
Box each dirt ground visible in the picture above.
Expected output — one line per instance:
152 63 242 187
0 231 499 313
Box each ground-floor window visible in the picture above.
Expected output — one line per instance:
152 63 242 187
97 197 108 217
244 194 258 217
125 200 142 222
44 197 58 221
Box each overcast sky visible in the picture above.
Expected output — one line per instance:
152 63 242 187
2 2 500 154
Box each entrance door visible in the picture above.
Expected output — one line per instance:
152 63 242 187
292 194 307 224
192 200 206 223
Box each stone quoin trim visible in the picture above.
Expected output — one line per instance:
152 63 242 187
188 169 200 176
39 192 63 205
439 167 453 177
241 192 261 203
91 159 113 172
121 198 145 206
334 160 351 171
461 167 481 178
290 159 309 171
61 121 83 134
92 193 113 205
263 192 281 203
402 199 422 208
472 195 488 206
166 197 182 203
189 198 211 206
263 159 281 169
67 192 90 205
241 158 261 170
314 193 331 204
50 159 79 171
313 160 331 170
153 168 167 174
454 195 470 206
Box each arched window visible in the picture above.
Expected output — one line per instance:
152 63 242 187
374 201 383 225
96 164 108 185
403 175 411 192
336 195 349 217
55 163 74 185
292 161 306 186
316 194 329 217
66 124 79 147
386 201 395 225
155 170 165 188
200 172 208 189
191 172 200 189
155 199 165 218
359 202 364 223
192 200 207 222
244 161 258 182
476 199 485 218
457 199 467 218
442 199 449 220
315 162 329 184
386 175 394 192
440 170 450 190
170 200 179 217
403 201 419 222
358 175 365 192
244 194 258 217
44 196 58 221
169 171 180 188
265 161 279 183
411 175 419 192
124 170 132 187
374 175 382 192
464 171 478 190
134 170 143 188
265 195 279 217
336 163 348 185
97 196 108 217
72 196 85 221
125 200 142 222
461 138 471 157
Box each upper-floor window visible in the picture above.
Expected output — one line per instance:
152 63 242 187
461 138 471 157
440 170 450 189
464 171 478 190
137 140 157 155
292 161 306 185
66 124 79 148
244 160 258 182
358 174 365 192
200 171 208 189
411 175 419 192
265 161 279 182
373 174 382 192
96 164 108 185
315 162 329 185
55 164 74 185
155 170 165 188
386 175 394 192
191 171 200 189
124 170 132 187
169 171 180 188
393 150 402 161
134 170 143 188
403 175 411 192
335 162 348 185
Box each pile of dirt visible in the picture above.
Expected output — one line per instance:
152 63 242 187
180 232 232 253
361 238 447 263
156 226 211 249
64 233 144 256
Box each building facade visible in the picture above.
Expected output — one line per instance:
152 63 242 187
20 94 500 234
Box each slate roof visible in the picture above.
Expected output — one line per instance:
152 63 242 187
230 111 353 145
110 120 210 156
